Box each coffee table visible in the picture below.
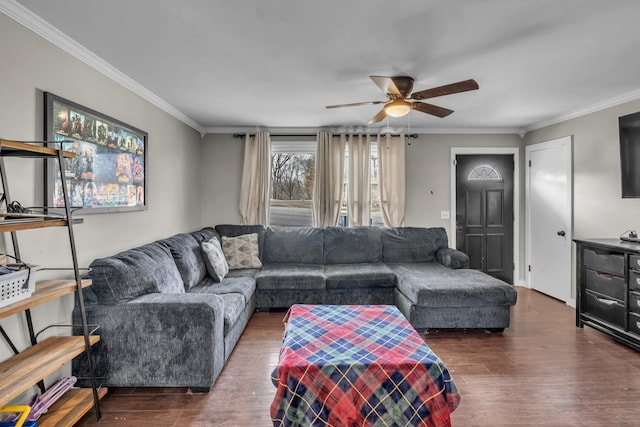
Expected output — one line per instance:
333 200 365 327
270 305 460 426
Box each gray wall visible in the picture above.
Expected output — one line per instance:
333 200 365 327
524 98 640 300
524 99 640 238
402 134 522 226
0 14 202 371
200 133 522 252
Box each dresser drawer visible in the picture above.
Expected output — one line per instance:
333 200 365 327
628 312 640 336
583 248 624 275
629 270 640 292
585 268 625 301
629 292 640 315
584 290 625 328
630 255 640 272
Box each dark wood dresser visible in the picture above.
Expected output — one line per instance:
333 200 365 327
575 238 640 351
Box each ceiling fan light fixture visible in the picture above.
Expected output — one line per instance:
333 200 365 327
384 99 412 118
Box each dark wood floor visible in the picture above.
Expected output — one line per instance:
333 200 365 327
77 288 640 426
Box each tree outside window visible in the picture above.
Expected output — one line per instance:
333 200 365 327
269 138 383 227
270 151 315 226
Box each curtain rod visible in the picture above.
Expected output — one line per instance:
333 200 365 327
232 133 418 139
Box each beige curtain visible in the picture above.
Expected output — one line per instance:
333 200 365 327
312 132 346 227
239 131 271 225
348 133 371 226
378 132 405 227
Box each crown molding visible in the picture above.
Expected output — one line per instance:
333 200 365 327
203 126 522 136
0 0 205 135
525 88 640 133
14 0 636 138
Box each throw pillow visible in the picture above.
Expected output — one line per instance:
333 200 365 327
221 233 262 270
201 238 229 282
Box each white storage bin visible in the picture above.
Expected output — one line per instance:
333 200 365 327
0 265 40 308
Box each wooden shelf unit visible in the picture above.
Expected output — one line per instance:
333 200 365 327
0 218 83 233
0 139 75 158
39 388 108 427
0 138 103 424
0 280 92 321
0 336 100 404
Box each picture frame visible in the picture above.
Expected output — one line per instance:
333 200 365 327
44 92 147 213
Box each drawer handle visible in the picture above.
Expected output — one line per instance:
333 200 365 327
595 297 617 306
637 321 640 329
598 273 614 279
637 259 640 267
636 278 640 286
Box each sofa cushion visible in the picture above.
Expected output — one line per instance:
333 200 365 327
436 247 470 269
263 227 324 264
201 238 229 281
160 233 208 290
389 263 518 307
188 276 256 304
382 227 449 263
221 233 262 270
218 293 246 335
256 264 326 290
325 263 396 289
225 268 260 278
89 242 184 304
216 224 266 260
191 227 220 244
323 226 382 264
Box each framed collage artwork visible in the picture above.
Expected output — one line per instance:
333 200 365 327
44 92 147 213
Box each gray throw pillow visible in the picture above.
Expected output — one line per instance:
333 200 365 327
201 238 229 282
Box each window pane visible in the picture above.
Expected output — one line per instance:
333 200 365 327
270 152 315 226
468 164 503 181
371 142 384 226
341 140 384 227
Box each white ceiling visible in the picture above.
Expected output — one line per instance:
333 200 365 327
6 0 640 134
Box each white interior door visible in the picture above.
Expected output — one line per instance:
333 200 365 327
526 136 572 303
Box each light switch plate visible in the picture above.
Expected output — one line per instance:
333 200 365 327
440 210 450 220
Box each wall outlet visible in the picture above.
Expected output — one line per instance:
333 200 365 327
440 210 450 220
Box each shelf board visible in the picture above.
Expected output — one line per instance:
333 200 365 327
0 335 100 404
0 279 92 320
0 139 75 158
38 387 108 427
0 217 83 232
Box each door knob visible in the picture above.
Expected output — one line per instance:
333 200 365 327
557 230 566 236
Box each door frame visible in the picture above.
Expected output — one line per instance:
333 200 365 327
450 147 521 285
525 136 574 306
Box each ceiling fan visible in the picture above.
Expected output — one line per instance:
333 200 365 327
326 76 479 124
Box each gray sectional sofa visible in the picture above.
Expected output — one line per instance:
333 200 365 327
73 224 517 391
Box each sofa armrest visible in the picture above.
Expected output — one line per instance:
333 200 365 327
436 247 470 269
73 293 225 390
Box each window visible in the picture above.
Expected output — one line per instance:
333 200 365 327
468 164 502 181
270 140 315 226
370 141 384 226
340 140 384 226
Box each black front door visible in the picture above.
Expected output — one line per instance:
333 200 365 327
456 154 514 284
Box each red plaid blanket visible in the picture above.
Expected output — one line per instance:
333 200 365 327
270 305 460 426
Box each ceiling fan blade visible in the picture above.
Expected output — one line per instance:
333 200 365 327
368 108 388 124
326 100 385 109
370 76 399 95
410 79 479 100
412 102 454 118
370 76 414 97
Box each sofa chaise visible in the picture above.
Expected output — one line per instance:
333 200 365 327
73 224 517 391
